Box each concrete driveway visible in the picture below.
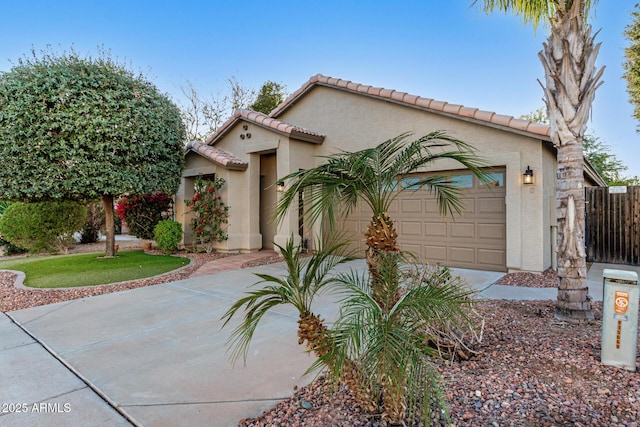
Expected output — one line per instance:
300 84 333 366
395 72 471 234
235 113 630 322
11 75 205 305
2 261 348 427
2 259 637 426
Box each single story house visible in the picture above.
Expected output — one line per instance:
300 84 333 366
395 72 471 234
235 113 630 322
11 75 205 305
175 74 605 273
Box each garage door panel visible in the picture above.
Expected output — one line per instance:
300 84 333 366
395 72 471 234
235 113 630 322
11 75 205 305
478 223 505 240
450 222 475 238
424 199 440 214
424 245 447 262
388 200 399 214
478 197 505 214
401 243 422 255
400 221 421 236
401 199 422 214
424 222 447 238
460 197 475 214
478 249 505 267
343 219 359 233
449 246 475 264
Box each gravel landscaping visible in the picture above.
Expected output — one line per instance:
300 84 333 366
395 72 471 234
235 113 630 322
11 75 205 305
1 246 639 426
240 300 640 427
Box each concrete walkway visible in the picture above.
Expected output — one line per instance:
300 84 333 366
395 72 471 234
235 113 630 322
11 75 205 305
2 257 639 426
189 250 278 277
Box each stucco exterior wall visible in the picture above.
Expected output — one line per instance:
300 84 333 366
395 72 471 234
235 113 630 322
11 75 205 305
179 149 260 253
276 86 554 272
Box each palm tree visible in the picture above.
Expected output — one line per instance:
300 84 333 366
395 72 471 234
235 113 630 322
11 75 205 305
221 237 350 363
475 0 602 321
323 254 478 424
276 131 488 312
275 131 488 423
222 237 377 408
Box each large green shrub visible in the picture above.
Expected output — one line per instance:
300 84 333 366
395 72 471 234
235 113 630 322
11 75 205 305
0 201 87 254
154 220 183 254
0 48 186 257
0 200 26 254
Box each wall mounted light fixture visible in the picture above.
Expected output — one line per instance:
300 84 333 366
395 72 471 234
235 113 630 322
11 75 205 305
523 166 534 185
277 181 285 193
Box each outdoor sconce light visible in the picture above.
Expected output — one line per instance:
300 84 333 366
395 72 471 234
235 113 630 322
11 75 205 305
277 181 285 193
523 166 534 185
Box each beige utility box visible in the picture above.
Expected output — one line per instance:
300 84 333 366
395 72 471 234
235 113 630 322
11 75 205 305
601 269 639 372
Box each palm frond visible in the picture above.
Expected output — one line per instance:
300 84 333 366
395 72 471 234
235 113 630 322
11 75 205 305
221 235 355 366
472 0 598 31
275 131 488 232
221 285 292 365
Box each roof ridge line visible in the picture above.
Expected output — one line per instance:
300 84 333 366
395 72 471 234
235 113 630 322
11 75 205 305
271 74 550 139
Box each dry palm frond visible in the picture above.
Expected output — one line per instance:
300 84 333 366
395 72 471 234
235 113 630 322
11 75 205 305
404 263 486 362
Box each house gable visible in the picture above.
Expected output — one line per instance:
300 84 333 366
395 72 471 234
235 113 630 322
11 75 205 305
271 74 551 141
206 109 325 146
271 74 606 187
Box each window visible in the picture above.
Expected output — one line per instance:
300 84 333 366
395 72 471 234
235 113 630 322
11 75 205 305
482 172 505 187
450 174 474 188
385 180 399 192
401 177 422 190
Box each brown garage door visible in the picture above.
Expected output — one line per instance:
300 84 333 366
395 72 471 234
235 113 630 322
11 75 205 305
340 169 506 271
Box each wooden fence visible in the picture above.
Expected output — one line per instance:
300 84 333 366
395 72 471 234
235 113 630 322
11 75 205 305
585 186 640 265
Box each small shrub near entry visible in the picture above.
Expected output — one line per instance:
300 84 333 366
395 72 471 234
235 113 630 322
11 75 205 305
0 201 87 254
116 192 173 240
154 220 183 254
186 176 229 253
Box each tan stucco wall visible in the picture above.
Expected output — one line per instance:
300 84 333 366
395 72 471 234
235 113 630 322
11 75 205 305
180 86 572 271
178 150 261 253
276 86 554 272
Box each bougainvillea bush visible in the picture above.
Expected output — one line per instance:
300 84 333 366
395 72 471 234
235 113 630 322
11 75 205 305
116 192 173 240
186 176 229 253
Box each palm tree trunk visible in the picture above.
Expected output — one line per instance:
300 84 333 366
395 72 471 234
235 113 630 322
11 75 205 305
538 0 603 322
555 143 593 320
298 312 377 412
382 377 406 425
365 212 401 313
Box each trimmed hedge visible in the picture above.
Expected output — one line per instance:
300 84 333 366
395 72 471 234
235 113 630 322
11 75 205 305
0 201 86 254
154 220 183 254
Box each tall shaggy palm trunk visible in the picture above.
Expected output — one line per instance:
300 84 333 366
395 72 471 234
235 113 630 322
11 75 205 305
539 0 604 321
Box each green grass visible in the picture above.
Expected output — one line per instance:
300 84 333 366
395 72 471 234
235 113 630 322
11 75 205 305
0 250 190 288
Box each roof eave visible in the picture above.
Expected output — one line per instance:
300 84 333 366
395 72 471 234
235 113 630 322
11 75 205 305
583 157 607 187
185 141 248 171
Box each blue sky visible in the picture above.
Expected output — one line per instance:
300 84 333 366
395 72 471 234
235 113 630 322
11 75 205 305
2 1 638 179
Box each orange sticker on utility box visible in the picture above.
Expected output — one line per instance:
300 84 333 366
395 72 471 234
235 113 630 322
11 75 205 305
614 291 629 315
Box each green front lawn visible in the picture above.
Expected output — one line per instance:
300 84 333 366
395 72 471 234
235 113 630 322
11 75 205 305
0 250 190 288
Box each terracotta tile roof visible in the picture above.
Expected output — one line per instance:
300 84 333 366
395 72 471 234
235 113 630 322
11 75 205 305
205 109 325 145
185 140 247 170
270 74 552 140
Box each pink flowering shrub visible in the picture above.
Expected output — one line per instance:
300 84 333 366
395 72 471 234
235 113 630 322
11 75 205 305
186 176 229 253
116 192 173 240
